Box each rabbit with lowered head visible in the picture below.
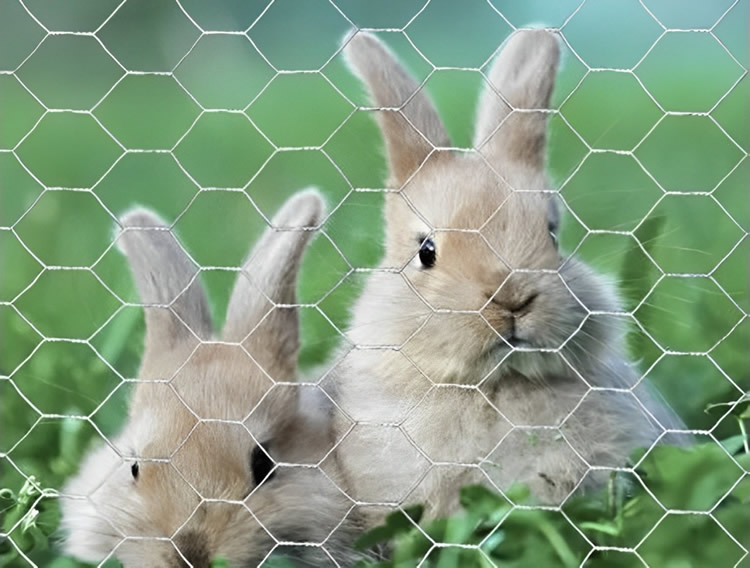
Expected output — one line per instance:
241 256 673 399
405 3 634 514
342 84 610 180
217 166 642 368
322 30 683 523
61 191 353 567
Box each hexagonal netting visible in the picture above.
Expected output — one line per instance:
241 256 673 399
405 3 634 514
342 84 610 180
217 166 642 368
0 1 748 567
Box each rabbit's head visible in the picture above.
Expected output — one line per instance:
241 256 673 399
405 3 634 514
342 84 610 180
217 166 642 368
61 191 340 567
344 30 623 386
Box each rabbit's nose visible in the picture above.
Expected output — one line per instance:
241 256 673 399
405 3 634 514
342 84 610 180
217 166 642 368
509 293 538 315
492 292 538 316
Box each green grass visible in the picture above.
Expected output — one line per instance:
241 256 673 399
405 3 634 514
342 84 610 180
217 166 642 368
1 1 748 566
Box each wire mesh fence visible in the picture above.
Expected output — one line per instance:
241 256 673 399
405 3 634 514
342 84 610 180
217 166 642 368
0 1 748 567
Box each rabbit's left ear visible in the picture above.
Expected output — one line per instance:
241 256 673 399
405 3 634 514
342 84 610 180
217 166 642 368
222 189 324 381
473 29 560 169
118 210 212 364
344 32 450 187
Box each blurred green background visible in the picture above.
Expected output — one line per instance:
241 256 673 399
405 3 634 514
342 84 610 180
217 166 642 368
0 0 747 565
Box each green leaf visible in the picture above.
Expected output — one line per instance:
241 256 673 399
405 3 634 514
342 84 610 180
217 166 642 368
355 506 424 551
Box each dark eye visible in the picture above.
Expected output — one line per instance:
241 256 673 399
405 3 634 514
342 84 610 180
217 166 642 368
418 237 437 268
251 442 275 485
131 462 139 480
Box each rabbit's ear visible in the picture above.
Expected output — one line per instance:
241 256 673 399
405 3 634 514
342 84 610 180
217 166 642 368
118 210 212 357
222 190 324 379
473 29 559 169
344 32 450 187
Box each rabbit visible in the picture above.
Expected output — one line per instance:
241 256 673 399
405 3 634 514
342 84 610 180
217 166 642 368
320 29 685 525
60 190 355 568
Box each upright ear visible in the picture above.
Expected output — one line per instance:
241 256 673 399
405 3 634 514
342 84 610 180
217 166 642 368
118 210 212 363
222 189 324 380
473 29 560 169
344 32 450 187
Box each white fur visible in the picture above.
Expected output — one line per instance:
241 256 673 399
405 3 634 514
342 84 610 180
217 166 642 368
322 30 685 527
60 190 357 567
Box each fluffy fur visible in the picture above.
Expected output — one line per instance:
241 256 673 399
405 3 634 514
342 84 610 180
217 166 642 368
322 30 684 525
60 191 354 567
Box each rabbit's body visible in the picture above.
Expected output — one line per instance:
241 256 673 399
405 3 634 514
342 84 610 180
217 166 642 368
61 192 354 567
322 30 683 525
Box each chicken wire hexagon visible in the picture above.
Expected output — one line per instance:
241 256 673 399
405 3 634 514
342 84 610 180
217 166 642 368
93 153 201 224
16 35 124 111
406 0 512 69
173 190 267 267
482 428 589 507
247 465 351 546
247 73 354 148
14 269 122 339
171 420 259 499
636 354 743 432
245 150 351 224
634 31 744 113
170 344 274 423
561 390 666 469
12 341 123 417
94 75 201 150
634 194 744 275
562 0 663 70
633 276 744 354
561 71 663 151
402 386 512 464
249 0 351 71
318 188 384 268
634 115 745 193
634 433 744 512
97 0 201 73
404 464 498 520
320 350 432 425
322 269 432 348
174 34 275 110
322 424 431 504
574 232 661 309
174 112 274 188
15 113 123 189
563 468 665 550
15 191 115 267
638 512 746 567
249 383 348 465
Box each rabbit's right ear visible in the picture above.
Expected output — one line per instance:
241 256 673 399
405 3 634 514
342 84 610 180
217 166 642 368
473 29 560 169
222 190 324 381
118 211 212 364
344 32 450 187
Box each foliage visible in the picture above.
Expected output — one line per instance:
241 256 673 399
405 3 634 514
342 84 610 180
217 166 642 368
353 439 750 568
